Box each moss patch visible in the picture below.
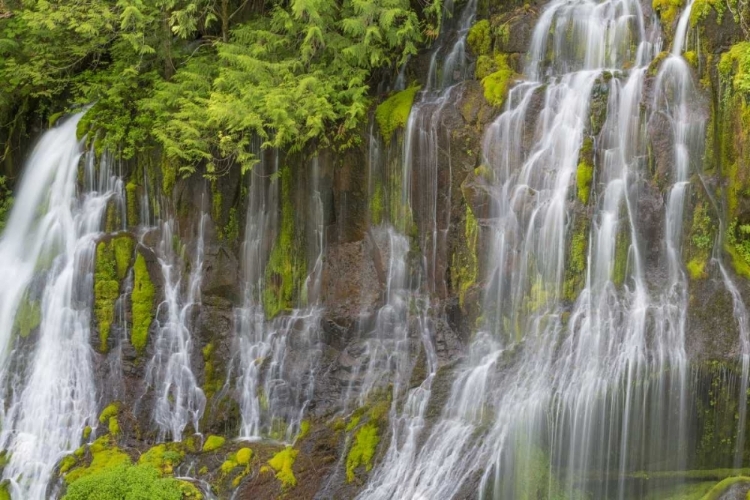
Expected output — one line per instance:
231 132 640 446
131 252 155 353
481 54 515 108
94 241 120 353
64 436 130 484
263 167 306 318
375 85 420 142
268 446 297 489
346 423 379 482
451 204 480 310
138 443 185 475
467 19 491 55
236 447 253 465
653 0 684 26
126 181 139 227
13 295 40 338
202 435 225 452
63 463 188 500
576 137 595 204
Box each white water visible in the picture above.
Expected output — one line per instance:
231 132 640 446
236 156 324 442
0 115 122 499
362 0 707 497
144 216 207 441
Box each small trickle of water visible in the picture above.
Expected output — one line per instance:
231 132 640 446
144 216 207 441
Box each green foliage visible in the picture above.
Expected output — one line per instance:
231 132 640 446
719 42 750 96
202 435 225 452
375 85 420 142
63 463 186 500
726 219 750 278
481 54 514 107
268 446 297 488
131 253 154 353
346 423 379 482
1 0 439 178
467 19 491 56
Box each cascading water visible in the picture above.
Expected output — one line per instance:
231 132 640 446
236 155 324 442
0 114 122 499
362 0 709 497
144 216 207 441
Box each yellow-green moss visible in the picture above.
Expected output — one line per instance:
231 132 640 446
138 443 185 475
94 241 120 353
370 181 384 226
201 342 222 400
263 167 306 318
60 455 78 474
702 476 750 500
564 219 589 301
202 435 225 452
131 252 155 353
221 458 238 474
83 426 92 440
65 436 130 484
648 51 670 76
613 229 630 286
0 484 8 500
112 236 134 280
99 403 120 424
268 446 298 489
13 296 40 338
236 447 253 465
108 417 120 436
685 50 698 67
346 423 379 482
576 138 595 204
467 19 491 55
687 257 707 279
451 204 480 310
690 0 726 26
125 181 138 227
653 0 684 26
375 85 420 142
481 54 515 108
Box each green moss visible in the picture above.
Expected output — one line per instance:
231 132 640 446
475 55 497 80
221 458 238 474
451 204 480 310
0 484 8 500
236 447 253 465
60 455 78 474
346 423 379 482
99 403 120 424
268 446 297 489
131 252 155 353
613 229 630 286
221 206 240 242
576 138 595 204
702 476 750 500
564 219 589 301
690 0 726 26
138 443 185 475
202 435 225 452
346 415 361 433
653 0 684 26
108 416 120 436
94 241 120 353
13 296 40 338
63 463 187 500
687 257 707 279
375 85 420 142
126 181 139 227
263 167 306 318
649 51 670 76
162 158 177 195
370 180 384 226
202 342 223 400
82 426 92 440
65 437 130 484
481 54 515 108
467 19 491 56
112 236 134 280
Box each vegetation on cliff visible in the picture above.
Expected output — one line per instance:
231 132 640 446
0 0 442 181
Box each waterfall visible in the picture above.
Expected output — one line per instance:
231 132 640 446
236 154 324 442
363 0 707 497
144 216 207 441
0 114 121 499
